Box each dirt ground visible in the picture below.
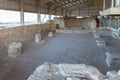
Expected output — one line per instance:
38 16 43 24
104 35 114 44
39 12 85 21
0 32 120 80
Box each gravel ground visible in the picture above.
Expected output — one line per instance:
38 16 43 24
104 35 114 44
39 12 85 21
0 32 120 80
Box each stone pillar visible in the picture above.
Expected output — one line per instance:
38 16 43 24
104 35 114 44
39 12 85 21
35 33 41 44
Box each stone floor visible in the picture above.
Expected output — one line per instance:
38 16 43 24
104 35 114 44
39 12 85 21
0 32 120 80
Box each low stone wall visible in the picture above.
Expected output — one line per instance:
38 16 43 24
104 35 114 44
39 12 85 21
64 17 88 29
64 17 97 30
0 23 55 48
53 17 65 29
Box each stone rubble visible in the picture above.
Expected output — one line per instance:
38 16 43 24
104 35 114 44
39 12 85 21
106 71 120 80
28 63 120 80
8 42 22 58
48 32 53 37
35 33 41 44
27 63 105 80
105 52 120 67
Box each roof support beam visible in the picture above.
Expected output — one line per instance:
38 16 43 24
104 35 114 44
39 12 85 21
37 0 41 24
20 0 24 26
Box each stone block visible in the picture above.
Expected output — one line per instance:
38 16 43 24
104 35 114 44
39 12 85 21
93 34 100 38
105 52 120 67
35 33 41 44
96 40 106 46
105 52 112 67
8 42 22 58
66 77 80 80
107 71 120 80
28 63 103 80
48 32 53 37
41 40 46 44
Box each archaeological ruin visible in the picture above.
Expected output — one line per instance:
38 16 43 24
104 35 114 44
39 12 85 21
0 0 120 80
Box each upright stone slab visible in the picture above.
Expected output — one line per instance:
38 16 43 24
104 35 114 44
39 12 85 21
48 32 53 37
8 42 22 58
105 52 112 67
35 33 41 44
105 52 120 67
93 34 100 38
41 40 46 44
96 40 106 46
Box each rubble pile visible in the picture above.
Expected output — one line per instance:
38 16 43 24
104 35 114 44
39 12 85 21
27 63 106 80
8 42 22 58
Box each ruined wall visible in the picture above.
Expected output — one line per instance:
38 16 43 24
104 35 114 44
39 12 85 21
53 17 65 29
64 17 97 30
64 17 88 29
0 23 55 48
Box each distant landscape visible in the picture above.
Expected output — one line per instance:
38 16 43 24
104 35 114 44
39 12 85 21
0 21 36 29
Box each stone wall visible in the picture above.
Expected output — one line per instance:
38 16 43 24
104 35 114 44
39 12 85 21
53 17 65 29
64 17 97 30
0 22 55 48
64 17 88 29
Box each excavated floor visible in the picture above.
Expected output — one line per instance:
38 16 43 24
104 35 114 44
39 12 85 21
0 32 120 80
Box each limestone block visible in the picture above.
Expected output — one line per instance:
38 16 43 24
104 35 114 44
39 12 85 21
28 63 103 80
48 32 53 37
35 33 41 44
105 52 120 67
94 34 100 38
112 30 120 39
66 77 80 80
96 40 106 46
105 52 112 67
8 42 22 58
107 71 120 80
118 70 120 75
41 40 46 44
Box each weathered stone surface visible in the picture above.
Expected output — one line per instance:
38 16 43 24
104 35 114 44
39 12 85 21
105 52 120 67
107 71 120 80
96 40 106 46
28 63 120 80
118 70 120 75
56 30 90 34
53 17 65 29
27 63 103 80
105 52 112 67
41 40 46 44
8 42 22 58
66 77 80 80
27 63 59 80
35 33 41 44
93 34 100 38
111 30 120 39
48 32 53 37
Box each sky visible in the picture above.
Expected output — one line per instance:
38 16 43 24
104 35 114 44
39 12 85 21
0 9 38 23
0 9 58 24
